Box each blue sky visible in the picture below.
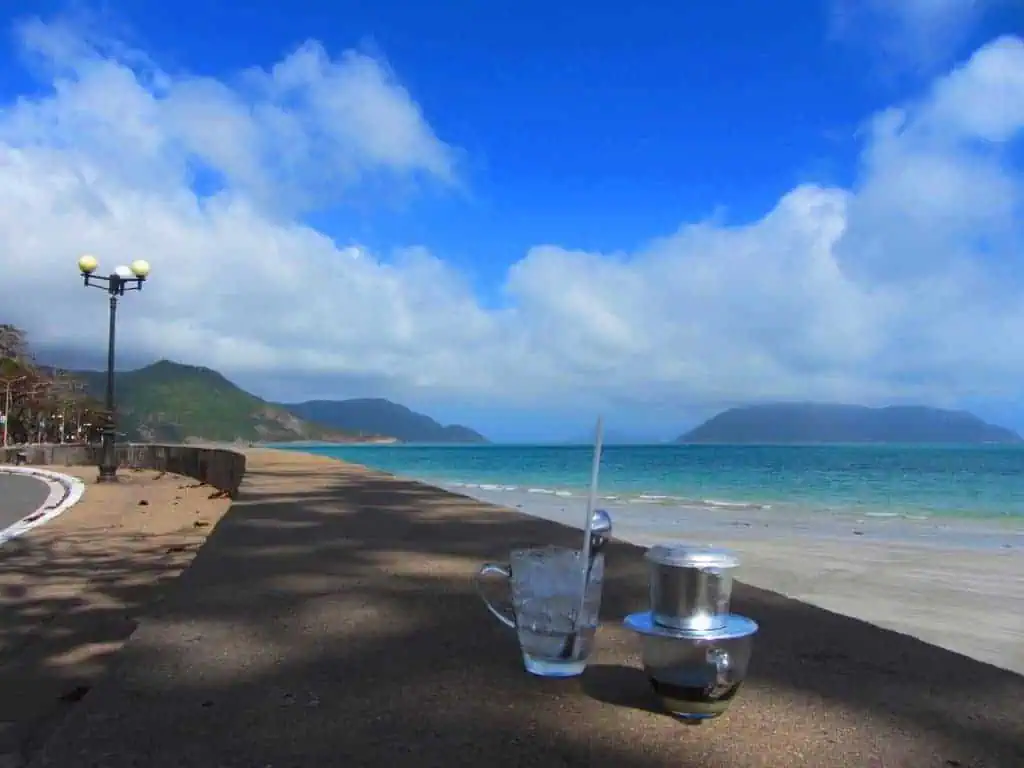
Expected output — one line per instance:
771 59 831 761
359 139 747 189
0 1 962 276
0 2 1022 441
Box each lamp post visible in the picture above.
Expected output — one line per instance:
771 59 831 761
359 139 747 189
78 254 151 483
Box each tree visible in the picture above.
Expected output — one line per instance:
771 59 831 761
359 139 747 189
0 324 104 445
0 331 35 445
0 324 29 361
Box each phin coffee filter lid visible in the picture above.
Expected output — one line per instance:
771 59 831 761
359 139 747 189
644 543 741 570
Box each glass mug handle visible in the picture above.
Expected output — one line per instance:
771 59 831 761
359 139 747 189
474 563 516 629
706 647 733 698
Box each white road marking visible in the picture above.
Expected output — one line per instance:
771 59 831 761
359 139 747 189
0 467 86 545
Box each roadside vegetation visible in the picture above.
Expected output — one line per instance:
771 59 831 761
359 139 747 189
0 324 106 445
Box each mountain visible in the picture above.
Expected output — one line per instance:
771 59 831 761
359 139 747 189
281 398 488 443
677 403 1023 445
69 360 373 443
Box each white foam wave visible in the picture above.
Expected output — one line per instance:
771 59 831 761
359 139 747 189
444 481 519 492
864 511 933 521
440 478 771 513
700 499 772 511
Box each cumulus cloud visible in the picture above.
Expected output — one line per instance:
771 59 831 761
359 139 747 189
5 16 456 214
0 18 1022 412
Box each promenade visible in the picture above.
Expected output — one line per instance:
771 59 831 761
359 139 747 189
10 449 1024 767
0 468 231 765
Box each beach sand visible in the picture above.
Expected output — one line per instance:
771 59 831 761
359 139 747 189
0 467 232 763
442 483 1024 676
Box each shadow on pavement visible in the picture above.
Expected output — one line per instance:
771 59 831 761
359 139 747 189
6 460 1022 768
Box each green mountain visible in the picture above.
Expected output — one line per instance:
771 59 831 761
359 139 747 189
677 403 1023 444
281 398 488 443
70 360 367 443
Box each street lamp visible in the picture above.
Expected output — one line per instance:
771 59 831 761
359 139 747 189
78 254 151 483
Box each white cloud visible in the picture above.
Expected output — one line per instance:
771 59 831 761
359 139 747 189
851 0 982 32
5 17 455 214
0 19 1023 412
828 0 996 70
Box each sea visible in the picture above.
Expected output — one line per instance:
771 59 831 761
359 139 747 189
275 443 1024 523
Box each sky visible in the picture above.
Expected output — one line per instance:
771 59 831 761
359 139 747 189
0 1 1022 441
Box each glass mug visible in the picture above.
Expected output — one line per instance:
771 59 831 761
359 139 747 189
475 545 605 678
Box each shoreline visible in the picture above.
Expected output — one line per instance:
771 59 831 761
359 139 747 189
279 442 1024 524
443 481 1024 552
433 475 1024 526
283 448 1024 674
442 481 1024 675
276 443 1024 549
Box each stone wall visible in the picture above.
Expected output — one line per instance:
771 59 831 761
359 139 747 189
0 444 93 467
0 443 246 498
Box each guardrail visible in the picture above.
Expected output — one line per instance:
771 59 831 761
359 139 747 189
0 443 246 498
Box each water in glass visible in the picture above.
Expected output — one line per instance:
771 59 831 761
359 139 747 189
509 546 604 677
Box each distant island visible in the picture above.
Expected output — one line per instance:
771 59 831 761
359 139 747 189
677 403 1023 444
67 360 487 444
280 399 489 444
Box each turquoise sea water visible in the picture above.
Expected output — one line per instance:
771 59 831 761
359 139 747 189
276 443 1024 520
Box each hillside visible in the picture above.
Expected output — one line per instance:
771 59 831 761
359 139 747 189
678 403 1022 444
281 398 489 443
69 360 369 443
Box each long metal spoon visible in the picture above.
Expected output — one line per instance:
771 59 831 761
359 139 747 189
560 508 613 659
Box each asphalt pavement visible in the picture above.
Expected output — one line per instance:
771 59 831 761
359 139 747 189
0 472 50 529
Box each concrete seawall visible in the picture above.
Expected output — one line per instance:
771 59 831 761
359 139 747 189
0 444 245 498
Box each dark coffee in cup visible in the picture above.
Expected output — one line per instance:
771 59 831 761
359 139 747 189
648 676 743 719
625 545 758 722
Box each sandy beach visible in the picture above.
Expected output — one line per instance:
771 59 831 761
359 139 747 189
443 482 1024 676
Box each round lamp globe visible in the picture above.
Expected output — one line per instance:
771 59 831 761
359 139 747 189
78 254 99 274
130 259 151 278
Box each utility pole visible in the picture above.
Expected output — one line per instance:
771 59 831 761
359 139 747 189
1 375 27 447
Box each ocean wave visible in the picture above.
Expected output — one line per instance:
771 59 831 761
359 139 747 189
861 510 933 521
449 483 581 497
438 479 771 512
622 496 771 511
700 498 772 511
443 481 520 492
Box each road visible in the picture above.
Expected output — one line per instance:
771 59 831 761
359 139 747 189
0 472 50 529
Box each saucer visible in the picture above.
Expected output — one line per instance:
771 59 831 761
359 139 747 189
624 611 758 641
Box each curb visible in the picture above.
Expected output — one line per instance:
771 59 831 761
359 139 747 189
0 467 86 546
